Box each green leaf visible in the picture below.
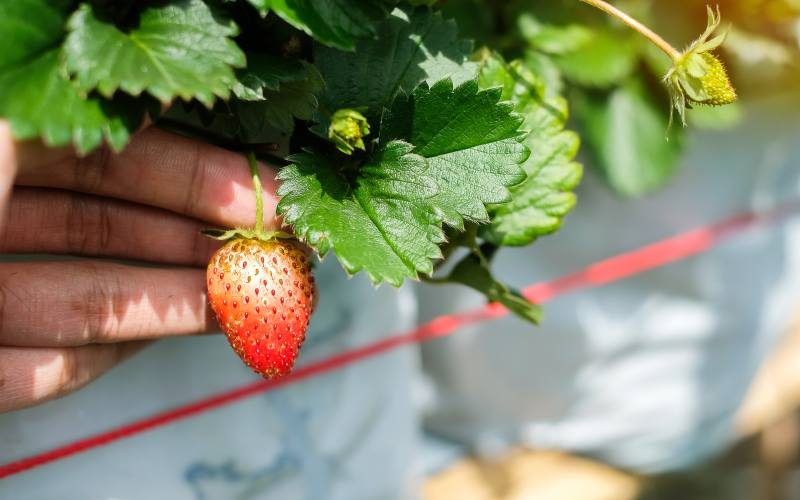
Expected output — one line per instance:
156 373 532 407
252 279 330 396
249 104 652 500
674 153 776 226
575 78 683 197
277 141 444 286
381 79 528 228
249 0 396 50
315 7 477 122
278 79 529 286
0 0 143 153
475 54 582 247
0 0 71 72
445 249 542 324
64 0 246 107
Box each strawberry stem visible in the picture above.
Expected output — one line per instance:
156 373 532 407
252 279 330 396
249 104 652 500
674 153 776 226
247 151 264 235
578 0 681 61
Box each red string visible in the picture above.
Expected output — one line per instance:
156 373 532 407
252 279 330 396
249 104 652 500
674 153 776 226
1 201 798 480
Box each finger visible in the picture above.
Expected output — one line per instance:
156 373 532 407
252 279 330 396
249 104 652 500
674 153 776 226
0 261 216 347
0 121 18 227
0 342 149 413
0 188 221 266
15 126 280 229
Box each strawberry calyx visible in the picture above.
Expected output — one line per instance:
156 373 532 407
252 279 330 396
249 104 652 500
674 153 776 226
202 227 294 242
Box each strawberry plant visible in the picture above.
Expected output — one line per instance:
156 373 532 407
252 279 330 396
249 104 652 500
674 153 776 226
1 0 756 376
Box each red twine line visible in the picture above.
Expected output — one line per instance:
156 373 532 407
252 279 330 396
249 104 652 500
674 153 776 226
2 201 799 480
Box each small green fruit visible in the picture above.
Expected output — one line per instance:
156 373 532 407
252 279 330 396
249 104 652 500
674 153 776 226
664 6 737 127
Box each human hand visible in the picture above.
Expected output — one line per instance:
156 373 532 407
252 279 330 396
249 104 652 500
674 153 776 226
0 122 280 413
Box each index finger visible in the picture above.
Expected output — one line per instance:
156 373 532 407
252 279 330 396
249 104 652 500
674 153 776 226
13 126 280 229
0 121 18 226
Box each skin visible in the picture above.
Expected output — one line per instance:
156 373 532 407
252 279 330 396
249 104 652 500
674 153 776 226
0 122 281 413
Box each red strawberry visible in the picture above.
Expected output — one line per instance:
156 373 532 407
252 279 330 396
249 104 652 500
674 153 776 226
207 238 315 379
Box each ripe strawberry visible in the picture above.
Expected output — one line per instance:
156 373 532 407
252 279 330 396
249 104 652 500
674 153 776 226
207 238 315 379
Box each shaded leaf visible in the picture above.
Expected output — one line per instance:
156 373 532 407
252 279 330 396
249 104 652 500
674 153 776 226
236 62 323 134
518 12 592 55
232 53 310 101
162 60 322 143
554 28 640 88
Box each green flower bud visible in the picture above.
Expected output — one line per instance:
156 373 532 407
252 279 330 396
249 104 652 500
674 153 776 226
664 6 737 127
329 109 370 155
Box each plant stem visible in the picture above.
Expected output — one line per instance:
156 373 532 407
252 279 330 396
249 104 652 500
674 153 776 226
247 151 264 234
578 0 681 61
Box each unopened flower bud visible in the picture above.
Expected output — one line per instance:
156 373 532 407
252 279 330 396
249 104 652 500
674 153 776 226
329 109 370 155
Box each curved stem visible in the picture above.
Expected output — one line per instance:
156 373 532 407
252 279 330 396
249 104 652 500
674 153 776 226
247 151 264 235
578 0 681 61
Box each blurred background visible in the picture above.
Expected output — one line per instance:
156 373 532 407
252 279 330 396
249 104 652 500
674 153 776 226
2 1 799 499
420 1 800 499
